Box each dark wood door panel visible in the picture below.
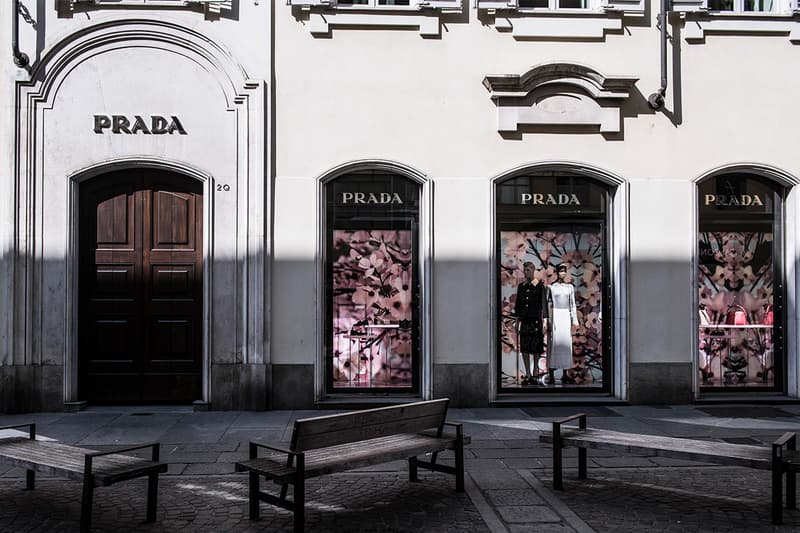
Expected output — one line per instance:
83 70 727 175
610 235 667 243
150 264 197 300
147 318 198 366
79 169 203 404
151 189 196 249
95 192 135 249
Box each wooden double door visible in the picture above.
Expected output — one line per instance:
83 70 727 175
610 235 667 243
79 169 203 403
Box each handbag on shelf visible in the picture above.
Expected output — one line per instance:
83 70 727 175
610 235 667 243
725 304 748 326
763 304 773 326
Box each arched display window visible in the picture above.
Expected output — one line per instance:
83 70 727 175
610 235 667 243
496 170 613 393
324 171 421 393
697 174 785 391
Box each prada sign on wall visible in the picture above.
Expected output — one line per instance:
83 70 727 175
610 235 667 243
340 192 404 205
520 193 581 206
93 114 187 135
698 175 776 215
497 173 606 216
330 172 417 211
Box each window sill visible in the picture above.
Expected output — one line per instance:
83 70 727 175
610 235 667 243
57 0 228 19
681 12 800 42
292 5 461 36
482 11 626 39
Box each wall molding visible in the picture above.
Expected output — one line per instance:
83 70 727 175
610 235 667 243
483 62 638 134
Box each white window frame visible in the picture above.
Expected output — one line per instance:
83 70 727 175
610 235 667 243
57 0 228 19
671 0 800 42
671 0 798 13
475 0 643 39
288 0 462 10
287 0 462 36
476 0 644 13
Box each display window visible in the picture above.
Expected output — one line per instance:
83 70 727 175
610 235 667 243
325 171 420 393
697 174 785 391
496 172 612 393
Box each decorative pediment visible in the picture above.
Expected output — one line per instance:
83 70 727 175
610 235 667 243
483 63 638 134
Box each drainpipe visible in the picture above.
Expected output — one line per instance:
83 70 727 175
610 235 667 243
12 0 29 68
648 0 668 110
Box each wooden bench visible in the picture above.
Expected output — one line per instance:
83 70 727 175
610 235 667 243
235 398 467 532
539 413 798 525
0 423 167 533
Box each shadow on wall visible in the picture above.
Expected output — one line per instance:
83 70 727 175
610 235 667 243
1 250 793 412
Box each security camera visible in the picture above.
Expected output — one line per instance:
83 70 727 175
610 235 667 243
648 92 665 110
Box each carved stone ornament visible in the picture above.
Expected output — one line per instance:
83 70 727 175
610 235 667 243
483 63 638 134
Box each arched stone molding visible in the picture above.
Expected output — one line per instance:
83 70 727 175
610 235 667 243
483 63 638 134
692 164 799 400
489 161 629 401
316 161 433 402
9 19 268 410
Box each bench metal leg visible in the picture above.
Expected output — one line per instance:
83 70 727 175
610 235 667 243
146 472 159 523
455 436 465 493
25 470 35 490
553 422 563 490
408 457 418 482
772 459 783 524
80 474 94 533
578 448 587 480
788 435 797 510
294 473 305 533
249 472 260 520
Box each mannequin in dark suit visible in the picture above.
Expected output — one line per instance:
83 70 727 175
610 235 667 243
514 262 547 385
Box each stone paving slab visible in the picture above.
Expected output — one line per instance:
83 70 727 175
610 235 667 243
0 473 486 533
535 466 800 532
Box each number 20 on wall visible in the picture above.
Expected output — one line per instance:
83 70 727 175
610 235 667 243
216 183 231 192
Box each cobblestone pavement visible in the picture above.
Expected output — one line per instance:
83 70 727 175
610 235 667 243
0 472 485 532
2 404 800 532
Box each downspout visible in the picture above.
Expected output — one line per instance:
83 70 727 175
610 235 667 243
648 0 668 110
12 0 29 68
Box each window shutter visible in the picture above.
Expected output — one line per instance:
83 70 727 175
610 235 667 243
669 0 707 11
601 0 645 12
417 0 463 9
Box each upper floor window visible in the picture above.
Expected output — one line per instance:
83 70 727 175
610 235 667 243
476 0 643 39
57 0 228 19
515 0 591 8
288 0 462 36
671 0 800 42
672 0 798 13
289 0 461 9
476 0 642 12
709 0 773 10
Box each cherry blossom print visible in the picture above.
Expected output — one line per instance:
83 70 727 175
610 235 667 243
697 231 774 388
331 229 415 389
499 230 604 388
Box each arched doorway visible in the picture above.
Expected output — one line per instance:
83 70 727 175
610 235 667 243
78 168 203 403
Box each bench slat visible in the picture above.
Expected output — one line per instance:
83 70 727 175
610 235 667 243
0 438 166 485
292 400 449 452
541 428 774 470
238 433 456 482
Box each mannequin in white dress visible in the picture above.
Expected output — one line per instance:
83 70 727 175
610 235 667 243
546 264 579 383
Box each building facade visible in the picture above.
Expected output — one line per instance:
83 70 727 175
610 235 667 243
2 0 799 412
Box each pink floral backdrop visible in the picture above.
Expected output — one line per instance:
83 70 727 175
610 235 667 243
499 230 604 387
331 229 414 388
698 231 774 387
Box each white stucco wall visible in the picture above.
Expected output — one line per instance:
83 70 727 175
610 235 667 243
3 1 799 405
